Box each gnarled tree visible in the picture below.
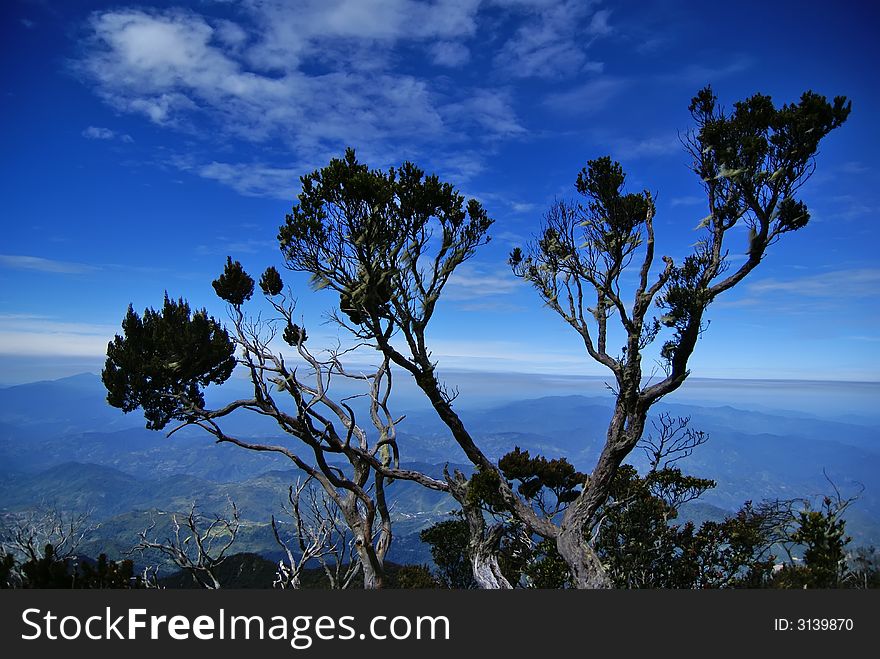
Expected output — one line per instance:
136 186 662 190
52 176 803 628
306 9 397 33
103 259 446 589
277 150 565 587
509 86 850 586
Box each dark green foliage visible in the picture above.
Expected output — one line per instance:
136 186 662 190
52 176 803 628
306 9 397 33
689 88 850 212
0 551 15 588
656 252 714 359
575 156 651 262
213 256 255 306
19 544 73 588
388 564 438 589
422 463 786 589
3 544 142 589
158 556 441 589
846 546 880 589
282 322 308 346
466 467 507 512
102 295 236 430
419 518 477 589
596 466 780 588
278 148 492 331
521 539 571 589
498 447 585 504
259 266 284 296
76 553 139 589
774 495 851 588
796 496 851 583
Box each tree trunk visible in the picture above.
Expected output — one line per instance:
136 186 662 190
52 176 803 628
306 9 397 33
470 523 513 589
556 524 610 589
446 469 512 589
357 541 383 589
556 400 648 589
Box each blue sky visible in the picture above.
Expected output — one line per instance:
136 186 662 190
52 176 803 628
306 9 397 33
0 0 878 385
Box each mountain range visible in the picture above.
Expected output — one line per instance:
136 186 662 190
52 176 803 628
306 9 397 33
1 373 878 570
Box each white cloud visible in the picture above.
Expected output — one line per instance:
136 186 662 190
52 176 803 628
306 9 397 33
82 126 133 142
242 0 480 71
422 337 599 374
493 0 610 79
587 9 613 36
431 151 487 183
195 236 279 256
78 6 518 187
212 18 248 49
838 161 868 175
82 126 115 139
443 89 525 138
429 40 471 67
193 161 301 199
0 254 98 275
74 2 621 198
445 263 521 301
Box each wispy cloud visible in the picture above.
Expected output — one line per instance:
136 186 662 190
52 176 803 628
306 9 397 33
82 126 133 142
821 194 878 221
75 4 523 197
669 195 704 207
443 88 525 138
658 56 753 85
428 40 471 67
839 161 868 175
747 268 880 299
493 1 611 80
195 236 279 256
543 77 628 115
493 229 528 245
424 337 601 374
635 36 669 55
844 335 880 342
190 160 301 199
0 315 116 357
610 134 680 160
0 254 98 275
445 263 521 301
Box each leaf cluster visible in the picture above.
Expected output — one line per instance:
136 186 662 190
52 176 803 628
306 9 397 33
498 447 586 507
278 148 492 335
212 256 255 306
102 295 236 430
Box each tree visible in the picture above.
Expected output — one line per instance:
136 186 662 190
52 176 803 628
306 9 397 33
104 193 448 589
845 546 880 589
277 148 568 588
271 478 361 590
105 87 849 588
133 501 241 589
0 505 95 587
418 445 794 589
772 478 858 588
420 516 477 589
509 87 850 586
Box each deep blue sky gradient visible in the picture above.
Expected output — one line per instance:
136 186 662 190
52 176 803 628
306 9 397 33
1 0 878 385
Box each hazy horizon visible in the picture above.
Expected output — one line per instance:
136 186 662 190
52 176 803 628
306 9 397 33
3 368 878 425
